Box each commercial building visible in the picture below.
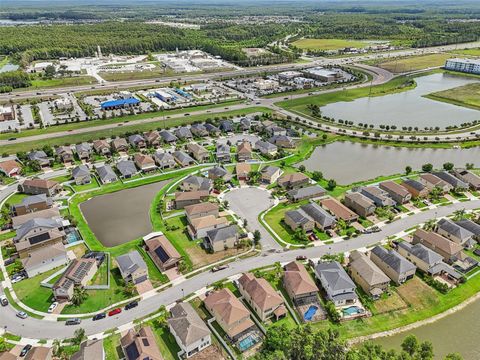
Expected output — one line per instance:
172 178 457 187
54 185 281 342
445 58 480 75
0 105 15 121
101 97 140 110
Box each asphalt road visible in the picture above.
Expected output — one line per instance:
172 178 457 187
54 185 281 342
1 198 479 340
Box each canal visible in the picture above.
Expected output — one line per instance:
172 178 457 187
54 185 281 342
80 180 170 247
320 73 480 129
299 141 480 184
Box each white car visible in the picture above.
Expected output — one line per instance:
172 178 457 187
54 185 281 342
16 311 28 319
11 275 25 284
48 302 59 313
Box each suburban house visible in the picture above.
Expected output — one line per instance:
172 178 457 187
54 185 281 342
185 202 219 222
186 143 210 162
120 327 162 360
19 178 61 196
159 130 178 143
128 134 146 148
144 130 161 147
236 162 251 181
53 258 98 301
216 143 231 163
287 185 326 202
370 246 416 285
321 197 359 223
452 169 480 190
344 192 376 218
379 181 412 204
204 288 256 342
265 124 287 137
219 120 234 133
96 164 118 184
12 208 61 230
436 218 475 247
396 241 461 283
300 202 336 230
238 272 286 321
56 146 74 163
360 186 396 207
204 225 238 252
111 138 129 153
278 173 310 189
188 215 228 239
412 229 464 263
401 179 429 198
173 151 195 167
208 166 230 181
21 241 68 278
72 165 91 185
260 166 282 184
28 150 51 167
433 171 469 190
93 139 111 156
349 251 390 299
144 232 181 272
239 117 251 131
283 261 319 306
269 135 296 149
116 250 148 284
255 140 278 157
181 175 212 192
71 340 105 360
190 123 209 137
116 160 138 179
12 194 52 216
315 261 358 306
24 347 53 360
134 153 157 172
175 126 193 140
154 152 176 169
204 123 220 136
174 191 209 209
455 219 480 241
419 173 453 193
285 209 315 232
0 159 21 177
237 141 252 161
168 302 212 358
75 142 93 160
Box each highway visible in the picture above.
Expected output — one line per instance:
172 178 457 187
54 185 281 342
0 195 478 340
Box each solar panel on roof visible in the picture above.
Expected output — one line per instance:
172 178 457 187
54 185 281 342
28 232 51 245
125 343 140 360
154 246 170 263
142 338 150 346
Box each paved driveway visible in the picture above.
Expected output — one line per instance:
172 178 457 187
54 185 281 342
223 187 281 250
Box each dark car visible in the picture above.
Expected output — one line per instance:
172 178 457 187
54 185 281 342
125 301 139 310
108 308 122 316
296 255 307 261
92 313 106 321
65 318 81 325
20 344 32 357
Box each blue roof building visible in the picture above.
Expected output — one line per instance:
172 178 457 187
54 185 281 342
101 97 140 110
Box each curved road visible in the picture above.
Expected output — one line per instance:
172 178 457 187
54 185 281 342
1 190 479 340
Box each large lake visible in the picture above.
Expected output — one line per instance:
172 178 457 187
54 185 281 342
299 141 480 184
320 73 480 129
374 297 480 359
80 180 169 247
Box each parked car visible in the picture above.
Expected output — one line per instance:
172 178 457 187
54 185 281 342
124 301 138 310
65 318 81 325
11 275 25 284
20 344 32 357
92 313 106 321
211 264 229 272
296 255 307 261
16 311 28 319
48 302 58 313
0 295 8 306
108 308 122 316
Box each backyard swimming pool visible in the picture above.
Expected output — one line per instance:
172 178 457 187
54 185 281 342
342 306 363 316
238 334 259 352
304 305 319 321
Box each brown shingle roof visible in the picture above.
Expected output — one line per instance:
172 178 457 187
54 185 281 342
237 141 252 154
283 261 318 296
414 229 463 255
321 197 358 222
278 173 309 186
238 273 283 311
175 191 209 202
236 163 251 176
184 202 219 216
0 160 21 175
380 180 410 197
22 178 58 189
190 215 228 230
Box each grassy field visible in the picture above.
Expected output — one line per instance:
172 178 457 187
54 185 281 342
99 67 179 82
372 53 453 73
291 38 368 51
21 76 97 90
0 107 268 154
426 82 480 109
103 333 122 360
450 48 480 56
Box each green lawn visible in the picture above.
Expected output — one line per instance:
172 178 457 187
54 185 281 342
371 53 453 73
23 76 97 90
291 38 368 51
72 177 100 192
103 333 122 360
426 82 480 110
263 201 311 245
450 48 480 56
147 320 182 360
2 193 28 210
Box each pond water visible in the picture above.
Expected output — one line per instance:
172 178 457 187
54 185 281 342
80 180 169 247
299 141 480 184
374 297 480 359
320 73 480 129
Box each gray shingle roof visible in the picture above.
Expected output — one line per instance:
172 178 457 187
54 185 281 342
371 246 416 274
183 175 211 191
433 171 468 188
173 151 194 165
315 261 357 300
72 165 90 179
286 209 312 226
16 194 51 208
175 127 193 139
437 218 474 241
116 250 147 276
154 152 175 165
128 134 145 145
159 130 178 143
15 217 62 241
208 166 228 178
301 202 336 228
403 179 425 192
397 241 442 266
204 123 220 134
255 140 277 152
219 120 233 132
288 185 326 200
116 160 137 177
455 219 480 236
28 150 48 161
75 143 92 153
206 225 237 243
96 164 118 183
261 165 280 177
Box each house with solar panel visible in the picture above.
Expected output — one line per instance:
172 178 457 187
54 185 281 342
120 326 162 360
53 258 98 301
143 232 181 272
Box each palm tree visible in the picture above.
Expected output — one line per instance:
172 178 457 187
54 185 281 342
123 281 136 297
71 286 87 306
453 209 467 221
429 186 443 202
423 219 437 231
